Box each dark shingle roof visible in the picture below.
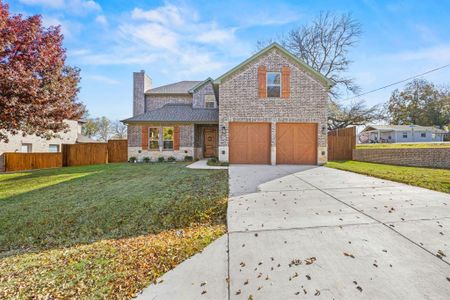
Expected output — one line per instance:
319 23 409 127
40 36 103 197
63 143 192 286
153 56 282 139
146 81 202 94
122 104 218 123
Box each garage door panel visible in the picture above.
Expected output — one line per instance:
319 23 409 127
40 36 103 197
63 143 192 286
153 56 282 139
229 123 271 164
277 123 317 165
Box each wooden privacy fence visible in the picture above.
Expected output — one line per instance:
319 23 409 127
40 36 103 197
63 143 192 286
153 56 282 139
107 139 128 163
2 139 128 172
328 127 356 161
3 153 63 172
62 143 108 167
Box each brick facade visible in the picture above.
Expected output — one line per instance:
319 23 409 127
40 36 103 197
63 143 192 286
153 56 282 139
192 82 217 108
133 71 152 115
128 124 195 162
218 48 328 164
353 148 450 169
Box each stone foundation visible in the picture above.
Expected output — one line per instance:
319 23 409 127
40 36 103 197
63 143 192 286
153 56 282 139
128 147 194 162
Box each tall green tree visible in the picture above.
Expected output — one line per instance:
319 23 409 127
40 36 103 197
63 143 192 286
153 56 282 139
386 79 450 128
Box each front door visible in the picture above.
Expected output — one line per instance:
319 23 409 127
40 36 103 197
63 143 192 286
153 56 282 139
203 128 218 158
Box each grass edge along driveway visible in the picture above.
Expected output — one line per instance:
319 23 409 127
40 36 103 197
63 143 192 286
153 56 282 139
326 160 450 193
0 163 228 299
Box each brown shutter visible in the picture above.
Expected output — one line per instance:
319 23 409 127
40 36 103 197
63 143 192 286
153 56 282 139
141 126 148 150
258 65 267 98
281 66 290 99
173 126 180 150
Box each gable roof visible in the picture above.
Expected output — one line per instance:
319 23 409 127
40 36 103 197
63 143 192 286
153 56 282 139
188 77 214 93
363 125 447 134
146 81 202 95
214 42 334 88
122 103 218 124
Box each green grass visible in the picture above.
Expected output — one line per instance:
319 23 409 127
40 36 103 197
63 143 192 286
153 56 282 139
326 161 450 193
356 142 450 149
0 163 228 298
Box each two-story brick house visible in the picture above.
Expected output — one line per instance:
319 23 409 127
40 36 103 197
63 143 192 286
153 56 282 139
123 43 333 165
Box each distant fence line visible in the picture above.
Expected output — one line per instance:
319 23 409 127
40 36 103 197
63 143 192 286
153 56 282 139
1 139 127 172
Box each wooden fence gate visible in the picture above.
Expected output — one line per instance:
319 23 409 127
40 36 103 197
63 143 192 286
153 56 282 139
107 139 128 163
328 127 356 161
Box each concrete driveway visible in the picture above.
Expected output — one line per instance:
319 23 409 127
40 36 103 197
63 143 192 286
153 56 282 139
139 165 450 299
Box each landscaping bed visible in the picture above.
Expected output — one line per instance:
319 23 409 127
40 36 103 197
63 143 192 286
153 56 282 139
0 163 228 298
326 160 450 193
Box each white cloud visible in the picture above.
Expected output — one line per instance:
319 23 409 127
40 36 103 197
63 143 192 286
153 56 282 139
42 16 82 38
84 75 120 85
95 15 108 26
131 5 185 27
19 0 101 14
73 3 245 78
387 44 450 63
19 0 64 8
196 27 236 44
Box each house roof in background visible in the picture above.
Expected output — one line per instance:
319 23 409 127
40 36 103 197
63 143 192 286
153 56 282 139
76 134 98 143
122 104 218 123
146 81 202 95
364 125 447 133
214 42 334 88
188 77 214 93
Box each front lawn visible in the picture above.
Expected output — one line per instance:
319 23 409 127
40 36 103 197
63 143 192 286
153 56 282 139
326 161 450 193
0 163 228 298
356 142 450 149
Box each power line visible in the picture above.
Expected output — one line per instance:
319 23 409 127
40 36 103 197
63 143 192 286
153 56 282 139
341 62 450 102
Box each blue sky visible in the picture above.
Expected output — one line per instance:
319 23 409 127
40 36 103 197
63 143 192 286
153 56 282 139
7 0 450 120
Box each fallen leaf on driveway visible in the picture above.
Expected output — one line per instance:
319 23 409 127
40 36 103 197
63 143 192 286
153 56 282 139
344 252 355 258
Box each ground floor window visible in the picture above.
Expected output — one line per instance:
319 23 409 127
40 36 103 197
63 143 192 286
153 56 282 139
421 132 426 138
163 127 174 150
48 144 59 152
402 132 408 138
149 127 160 150
21 143 32 153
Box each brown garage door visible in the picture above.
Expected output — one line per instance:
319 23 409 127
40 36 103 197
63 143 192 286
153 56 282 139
277 123 317 164
229 122 271 164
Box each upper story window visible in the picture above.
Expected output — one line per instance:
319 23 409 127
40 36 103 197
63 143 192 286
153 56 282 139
204 94 215 108
48 144 60 152
266 72 281 97
21 143 32 153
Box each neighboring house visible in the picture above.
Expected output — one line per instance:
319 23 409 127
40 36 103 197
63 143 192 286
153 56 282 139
359 125 448 143
0 119 96 171
122 43 333 165
0 120 91 153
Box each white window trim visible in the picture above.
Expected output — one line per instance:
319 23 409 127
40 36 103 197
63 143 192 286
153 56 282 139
204 94 215 108
49 144 60 152
21 143 32 153
266 71 282 98
148 127 160 151
163 127 174 150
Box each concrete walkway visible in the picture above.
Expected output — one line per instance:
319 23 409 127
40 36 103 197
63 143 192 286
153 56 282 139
186 159 228 170
138 165 450 299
